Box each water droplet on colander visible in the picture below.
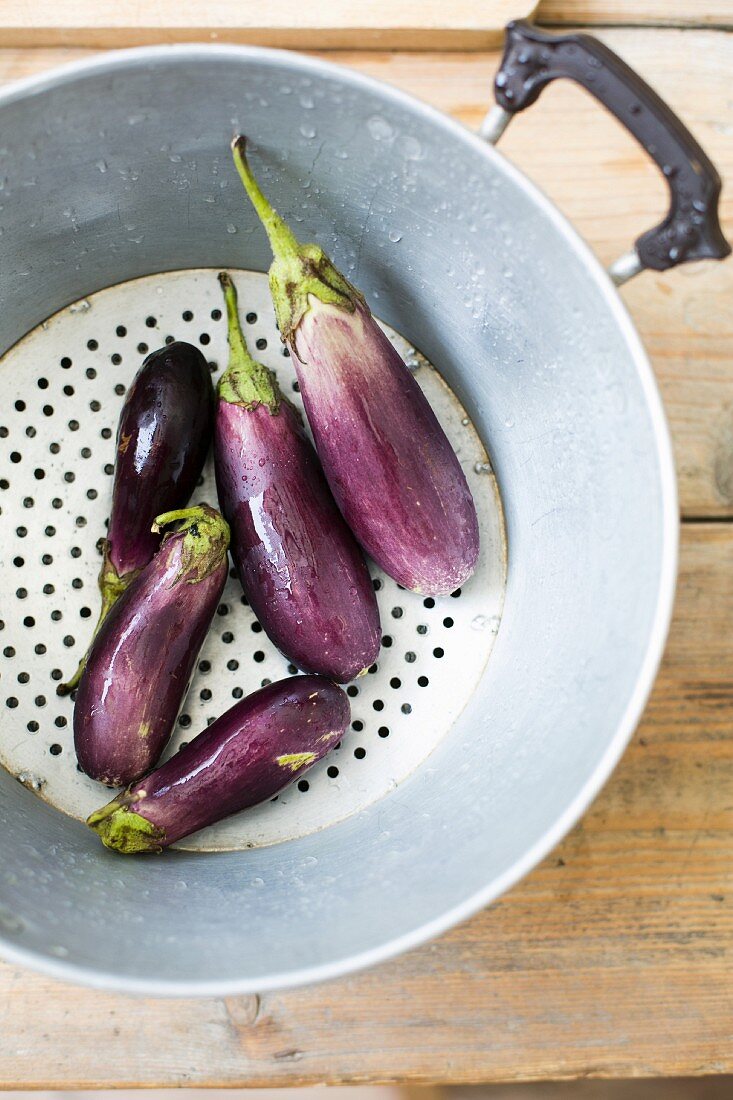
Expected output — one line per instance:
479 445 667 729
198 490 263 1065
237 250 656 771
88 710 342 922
461 417 469 426
50 944 69 958
299 93 315 109
299 123 317 139
474 461 492 474
226 223 238 235
402 135 422 161
251 876 265 888
472 614 500 633
0 907 24 934
367 116 394 142
280 85 292 95
388 229 402 243
504 416 515 428
69 298 91 314
173 880 188 893
95 159 107 174
334 149 349 160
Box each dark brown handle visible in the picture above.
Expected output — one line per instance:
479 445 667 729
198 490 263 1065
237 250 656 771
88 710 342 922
494 20 730 273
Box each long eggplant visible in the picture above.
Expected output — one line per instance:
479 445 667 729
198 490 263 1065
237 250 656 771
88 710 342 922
231 135 480 596
59 341 214 694
87 676 349 853
74 504 230 787
215 272 380 683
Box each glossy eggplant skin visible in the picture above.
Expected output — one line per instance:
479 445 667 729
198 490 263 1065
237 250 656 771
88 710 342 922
215 273 381 683
74 505 229 787
108 341 214 581
230 136 479 596
216 398 381 681
87 676 350 853
291 300 480 595
58 342 214 695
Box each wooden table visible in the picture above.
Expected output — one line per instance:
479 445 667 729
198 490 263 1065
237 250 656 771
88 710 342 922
1 0 732 1086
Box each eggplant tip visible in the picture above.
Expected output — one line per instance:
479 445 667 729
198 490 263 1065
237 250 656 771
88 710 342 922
87 800 164 855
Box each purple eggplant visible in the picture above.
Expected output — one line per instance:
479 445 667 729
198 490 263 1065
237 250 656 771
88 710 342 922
231 136 479 596
74 505 229 787
59 341 214 694
87 675 349 853
214 272 380 683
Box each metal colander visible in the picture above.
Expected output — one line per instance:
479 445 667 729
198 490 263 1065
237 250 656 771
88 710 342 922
0 44 679 994
0 268 505 852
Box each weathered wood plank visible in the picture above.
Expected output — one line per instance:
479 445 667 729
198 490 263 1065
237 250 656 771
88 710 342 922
536 0 733 28
1 31 730 516
1 0 729 49
0 523 731 1087
0 1 537 50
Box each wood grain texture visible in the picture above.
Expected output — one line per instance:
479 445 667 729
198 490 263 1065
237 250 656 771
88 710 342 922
0 1 537 49
1 29 731 516
0 523 731 1087
536 0 733 28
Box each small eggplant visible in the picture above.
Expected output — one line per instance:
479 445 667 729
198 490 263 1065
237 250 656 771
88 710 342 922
87 675 349 853
214 272 380 683
231 136 479 596
74 505 230 787
59 342 214 694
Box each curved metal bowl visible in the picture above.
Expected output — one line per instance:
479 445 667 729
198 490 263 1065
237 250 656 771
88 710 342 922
0 45 677 994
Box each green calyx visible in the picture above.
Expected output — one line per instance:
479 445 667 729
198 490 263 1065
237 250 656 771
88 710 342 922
231 135 365 346
57 542 137 696
153 504 230 587
217 271 280 412
87 796 164 855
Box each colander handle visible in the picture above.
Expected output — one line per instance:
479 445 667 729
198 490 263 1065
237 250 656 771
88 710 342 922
483 20 730 286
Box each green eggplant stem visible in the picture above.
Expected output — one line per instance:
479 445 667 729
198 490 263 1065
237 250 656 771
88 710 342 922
151 506 214 532
216 272 280 412
230 134 364 345
87 796 165 855
153 504 231 586
56 545 132 696
231 135 301 263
